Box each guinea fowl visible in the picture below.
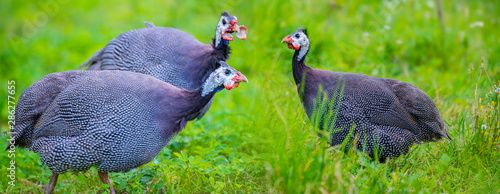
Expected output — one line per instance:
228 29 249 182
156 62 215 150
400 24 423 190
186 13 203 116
78 11 247 120
281 28 451 162
6 62 247 194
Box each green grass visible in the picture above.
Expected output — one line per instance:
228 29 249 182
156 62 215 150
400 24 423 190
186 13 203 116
1 0 499 193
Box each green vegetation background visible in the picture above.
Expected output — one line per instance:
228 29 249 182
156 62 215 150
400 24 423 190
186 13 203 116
1 0 499 193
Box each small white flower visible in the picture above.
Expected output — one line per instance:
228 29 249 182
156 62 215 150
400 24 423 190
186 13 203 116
426 0 435 8
481 125 487 130
363 32 370 37
396 40 402 44
470 21 484 28
495 87 500 93
384 25 391 30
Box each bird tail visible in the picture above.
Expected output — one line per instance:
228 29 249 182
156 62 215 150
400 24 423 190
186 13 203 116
441 129 452 142
8 71 85 149
5 141 16 151
5 143 12 151
78 48 104 70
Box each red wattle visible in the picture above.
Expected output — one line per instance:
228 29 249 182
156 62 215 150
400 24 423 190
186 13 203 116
222 31 234 41
224 82 240 90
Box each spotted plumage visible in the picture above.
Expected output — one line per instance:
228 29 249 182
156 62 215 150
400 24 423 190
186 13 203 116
7 62 247 193
282 28 451 162
78 11 247 120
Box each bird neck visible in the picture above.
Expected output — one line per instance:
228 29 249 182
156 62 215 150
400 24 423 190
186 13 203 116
212 38 231 61
215 29 223 48
185 88 217 120
292 46 310 85
296 42 309 62
213 24 231 61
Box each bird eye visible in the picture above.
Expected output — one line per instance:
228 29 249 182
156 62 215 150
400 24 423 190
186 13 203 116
222 19 227 25
295 34 300 38
224 69 231 75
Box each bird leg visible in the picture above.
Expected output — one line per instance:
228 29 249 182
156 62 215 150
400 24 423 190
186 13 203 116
43 172 59 194
98 171 116 194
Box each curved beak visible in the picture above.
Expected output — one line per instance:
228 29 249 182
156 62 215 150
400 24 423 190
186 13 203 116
229 19 239 32
233 72 248 83
224 72 248 90
281 35 292 43
281 35 300 50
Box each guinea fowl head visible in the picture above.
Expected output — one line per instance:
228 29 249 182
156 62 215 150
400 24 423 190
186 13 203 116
281 28 310 61
201 61 248 96
215 11 247 46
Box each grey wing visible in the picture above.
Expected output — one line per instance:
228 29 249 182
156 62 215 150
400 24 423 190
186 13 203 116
31 75 169 141
31 92 105 140
384 79 450 141
334 74 423 136
366 91 422 135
